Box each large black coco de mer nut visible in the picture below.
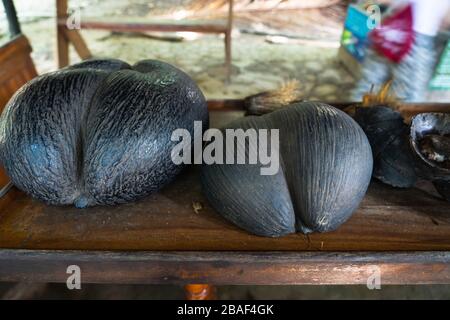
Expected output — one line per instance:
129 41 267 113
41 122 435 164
201 102 373 237
0 58 208 207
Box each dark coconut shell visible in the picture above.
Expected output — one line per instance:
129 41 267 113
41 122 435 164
201 102 373 237
0 58 208 207
410 113 450 201
410 113 450 180
354 106 417 188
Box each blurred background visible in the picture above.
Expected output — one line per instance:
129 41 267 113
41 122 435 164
1 0 448 102
1 283 450 299
1 0 450 299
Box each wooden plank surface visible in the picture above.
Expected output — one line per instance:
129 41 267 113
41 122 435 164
1 110 450 252
1 168 449 251
0 250 449 285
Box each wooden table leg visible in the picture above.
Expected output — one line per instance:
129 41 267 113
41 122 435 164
184 284 216 300
56 0 69 68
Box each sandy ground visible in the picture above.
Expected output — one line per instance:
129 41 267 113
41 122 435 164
23 29 351 102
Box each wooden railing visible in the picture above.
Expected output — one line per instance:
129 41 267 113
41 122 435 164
55 0 234 82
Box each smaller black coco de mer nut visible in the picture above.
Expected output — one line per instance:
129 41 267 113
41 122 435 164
201 102 373 237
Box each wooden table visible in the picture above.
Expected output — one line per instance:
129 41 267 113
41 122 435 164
1 102 450 293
